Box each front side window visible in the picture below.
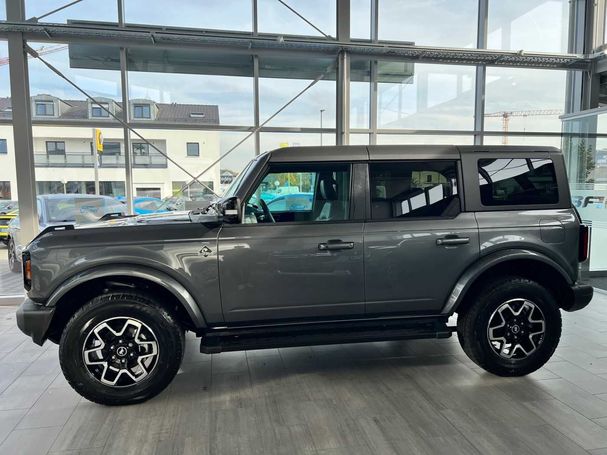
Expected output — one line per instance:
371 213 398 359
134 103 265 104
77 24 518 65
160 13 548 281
244 164 350 223
35 101 54 116
46 141 65 155
369 161 459 219
478 158 558 206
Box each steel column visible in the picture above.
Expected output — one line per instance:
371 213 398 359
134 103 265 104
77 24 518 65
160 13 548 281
474 0 488 145
6 0 39 243
118 0 133 214
369 0 379 145
336 0 350 145
253 55 261 155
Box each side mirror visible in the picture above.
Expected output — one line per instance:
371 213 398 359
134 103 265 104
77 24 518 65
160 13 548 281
220 197 242 224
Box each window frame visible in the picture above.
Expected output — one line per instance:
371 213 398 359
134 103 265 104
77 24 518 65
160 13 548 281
133 103 151 119
91 102 110 118
186 142 200 157
35 101 55 117
460 149 571 212
46 141 66 156
365 159 463 222
236 161 360 226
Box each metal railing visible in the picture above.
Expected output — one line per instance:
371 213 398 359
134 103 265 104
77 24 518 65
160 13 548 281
34 153 168 168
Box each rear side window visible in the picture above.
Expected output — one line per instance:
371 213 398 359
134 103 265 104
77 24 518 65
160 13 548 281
478 158 558 206
369 161 460 219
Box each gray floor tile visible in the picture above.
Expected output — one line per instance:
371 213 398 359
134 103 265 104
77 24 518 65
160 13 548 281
0 426 62 455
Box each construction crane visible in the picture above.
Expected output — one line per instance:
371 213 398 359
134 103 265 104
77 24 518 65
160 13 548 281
0 44 69 67
484 109 563 144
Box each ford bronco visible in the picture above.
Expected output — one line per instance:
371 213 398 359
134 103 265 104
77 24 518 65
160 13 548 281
16 145 593 405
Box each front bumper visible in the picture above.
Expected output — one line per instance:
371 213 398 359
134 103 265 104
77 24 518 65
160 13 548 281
564 283 594 312
16 298 55 345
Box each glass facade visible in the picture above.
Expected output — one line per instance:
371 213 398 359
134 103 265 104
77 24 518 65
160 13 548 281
1 0 607 291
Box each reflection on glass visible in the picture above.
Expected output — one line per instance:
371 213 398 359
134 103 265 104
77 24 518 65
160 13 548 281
260 78 336 128
378 0 477 47
488 0 570 53
378 63 475 130
25 0 117 23
376 135 474 145
124 0 251 31
350 81 370 129
485 67 567 133
257 0 336 37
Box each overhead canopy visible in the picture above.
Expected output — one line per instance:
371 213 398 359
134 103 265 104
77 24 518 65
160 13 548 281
68 43 415 83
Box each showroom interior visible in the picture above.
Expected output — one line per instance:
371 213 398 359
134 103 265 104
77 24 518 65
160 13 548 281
1 0 607 453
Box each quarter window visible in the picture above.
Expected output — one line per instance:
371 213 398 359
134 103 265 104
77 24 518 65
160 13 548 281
369 161 459 219
245 164 351 223
478 158 558 206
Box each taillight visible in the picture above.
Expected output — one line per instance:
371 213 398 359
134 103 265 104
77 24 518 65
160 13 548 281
579 224 589 263
22 252 32 291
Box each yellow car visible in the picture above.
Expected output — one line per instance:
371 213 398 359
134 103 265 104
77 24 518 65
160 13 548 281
0 201 18 245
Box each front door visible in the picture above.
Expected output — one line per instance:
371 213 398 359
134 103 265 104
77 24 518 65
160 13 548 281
218 162 365 322
363 160 480 315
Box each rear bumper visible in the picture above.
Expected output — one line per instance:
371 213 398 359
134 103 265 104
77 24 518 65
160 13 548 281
16 298 54 345
563 283 594 312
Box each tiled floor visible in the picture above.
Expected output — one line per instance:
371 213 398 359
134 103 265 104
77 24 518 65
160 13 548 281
1 293 607 454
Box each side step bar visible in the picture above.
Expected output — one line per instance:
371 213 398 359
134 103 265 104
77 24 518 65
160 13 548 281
200 317 454 354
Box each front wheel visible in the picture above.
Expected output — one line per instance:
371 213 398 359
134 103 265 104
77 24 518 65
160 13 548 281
59 292 184 405
457 277 561 377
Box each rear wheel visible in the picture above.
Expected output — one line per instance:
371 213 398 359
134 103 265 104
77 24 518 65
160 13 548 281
8 239 20 273
457 277 561 376
59 292 184 405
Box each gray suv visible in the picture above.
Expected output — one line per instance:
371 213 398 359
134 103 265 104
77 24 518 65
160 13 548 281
16 145 593 405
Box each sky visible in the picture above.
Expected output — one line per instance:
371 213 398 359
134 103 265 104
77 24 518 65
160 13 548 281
0 0 578 172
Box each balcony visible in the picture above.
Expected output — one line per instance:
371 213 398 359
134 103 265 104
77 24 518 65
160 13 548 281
34 153 168 168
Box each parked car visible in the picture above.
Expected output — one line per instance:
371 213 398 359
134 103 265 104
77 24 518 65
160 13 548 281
16 145 593 406
116 196 167 215
0 201 19 245
266 192 313 212
8 194 127 273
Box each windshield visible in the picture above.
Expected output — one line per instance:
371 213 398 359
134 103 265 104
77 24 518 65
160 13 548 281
45 197 126 224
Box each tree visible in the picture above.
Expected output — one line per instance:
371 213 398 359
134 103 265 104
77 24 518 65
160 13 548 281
576 139 595 183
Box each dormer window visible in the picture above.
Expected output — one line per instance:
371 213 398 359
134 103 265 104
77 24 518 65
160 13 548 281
91 102 110 118
133 104 151 119
190 112 206 118
35 101 54 116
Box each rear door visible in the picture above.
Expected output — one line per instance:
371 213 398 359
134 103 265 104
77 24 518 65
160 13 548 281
363 159 480 315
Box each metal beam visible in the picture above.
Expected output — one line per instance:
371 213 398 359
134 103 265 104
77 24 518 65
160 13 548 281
369 0 378 145
6 0 39 244
253 55 261 155
0 22 592 70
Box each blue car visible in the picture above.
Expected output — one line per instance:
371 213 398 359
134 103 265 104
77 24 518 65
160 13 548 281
266 193 313 212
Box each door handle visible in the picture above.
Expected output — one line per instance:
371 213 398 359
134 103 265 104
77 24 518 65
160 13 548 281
436 236 470 246
318 240 355 251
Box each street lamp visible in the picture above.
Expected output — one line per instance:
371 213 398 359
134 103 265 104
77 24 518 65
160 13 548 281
319 109 325 146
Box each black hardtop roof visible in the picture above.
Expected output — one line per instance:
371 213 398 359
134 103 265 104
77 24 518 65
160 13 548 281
266 145 561 162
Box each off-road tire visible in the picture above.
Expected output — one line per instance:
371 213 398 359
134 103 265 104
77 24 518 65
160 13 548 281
457 276 561 376
59 292 185 406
